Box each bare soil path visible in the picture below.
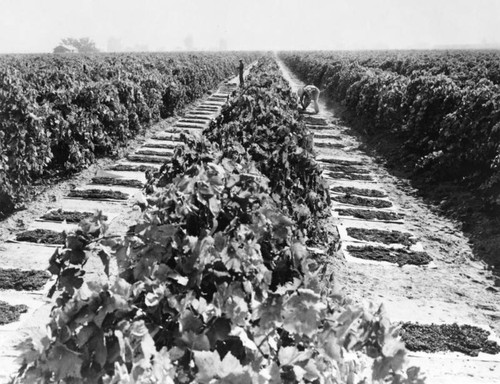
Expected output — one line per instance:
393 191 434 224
277 56 500 384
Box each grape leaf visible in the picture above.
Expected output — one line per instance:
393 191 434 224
47 343 83 380
194 350 245 382
278 346 312 365
193 350 221 382
282 289 326 337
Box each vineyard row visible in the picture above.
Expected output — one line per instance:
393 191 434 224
0 52 258 217
280 52 500 205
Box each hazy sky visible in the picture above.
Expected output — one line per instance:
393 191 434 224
1 0 499 53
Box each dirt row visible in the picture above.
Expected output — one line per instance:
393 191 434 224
277 57 500 384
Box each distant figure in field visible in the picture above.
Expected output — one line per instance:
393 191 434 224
238 59 244 86
297 85 320 114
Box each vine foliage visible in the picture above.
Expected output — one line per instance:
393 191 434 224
14 58 424 384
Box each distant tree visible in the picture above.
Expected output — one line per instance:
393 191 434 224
59 38 99 53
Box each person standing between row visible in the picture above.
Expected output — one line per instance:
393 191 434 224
297 85 320 114
238 59 244 87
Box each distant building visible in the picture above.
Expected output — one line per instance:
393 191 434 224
53 44 76 54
